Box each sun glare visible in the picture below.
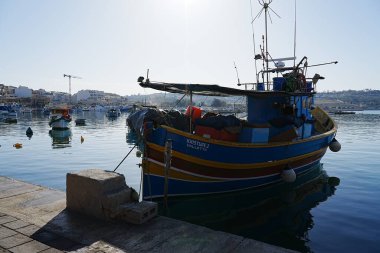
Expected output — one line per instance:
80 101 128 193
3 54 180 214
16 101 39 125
185 0 196 6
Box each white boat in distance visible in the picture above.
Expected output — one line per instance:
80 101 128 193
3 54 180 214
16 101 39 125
20 107 33 114
49 108 71 129
0 105 18 122
90 105 106 112
0 105 9 119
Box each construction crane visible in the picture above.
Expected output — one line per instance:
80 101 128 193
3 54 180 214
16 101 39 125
63 74 82 104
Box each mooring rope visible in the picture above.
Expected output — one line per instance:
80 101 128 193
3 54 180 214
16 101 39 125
113 143 138 172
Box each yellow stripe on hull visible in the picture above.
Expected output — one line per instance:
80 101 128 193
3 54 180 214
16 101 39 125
147 142 327 170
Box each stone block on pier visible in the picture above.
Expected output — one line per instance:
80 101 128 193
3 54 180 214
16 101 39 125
66 169 131 220
117 201 158 225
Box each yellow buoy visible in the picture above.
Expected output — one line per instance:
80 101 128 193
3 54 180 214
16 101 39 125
13 143 23 149
80 136 84 143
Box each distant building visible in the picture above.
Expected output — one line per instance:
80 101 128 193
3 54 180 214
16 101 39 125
0 84 5 97
76 90 105 102
31 89 51 107
52 92 69 103
33 89 50 96
104 92 123 104
15 86 32 98
4 86 17 98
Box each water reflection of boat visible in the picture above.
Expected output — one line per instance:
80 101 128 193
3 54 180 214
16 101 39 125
158 163 338 252
49 129 72 147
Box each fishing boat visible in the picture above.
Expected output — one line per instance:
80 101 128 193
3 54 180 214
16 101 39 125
4 109 18 123
75 118 86 126
129 1 341 200
0 105 9 118
49 108 71 129
106 108 121 118
333 110 355 115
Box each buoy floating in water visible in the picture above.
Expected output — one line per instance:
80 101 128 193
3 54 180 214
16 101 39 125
80 136 84 143
329 138 341 152
13 143 23 149
281 166 296 183
26 127 33 136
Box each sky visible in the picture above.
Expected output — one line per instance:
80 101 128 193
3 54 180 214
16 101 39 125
1 0 379 96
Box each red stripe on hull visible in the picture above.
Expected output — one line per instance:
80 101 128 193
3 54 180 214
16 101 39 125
147 147 326 179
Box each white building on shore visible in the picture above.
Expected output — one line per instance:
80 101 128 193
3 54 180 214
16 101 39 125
76 90 105 102
15 86 32 98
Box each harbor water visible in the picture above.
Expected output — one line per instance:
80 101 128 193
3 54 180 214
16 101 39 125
1 110 380 253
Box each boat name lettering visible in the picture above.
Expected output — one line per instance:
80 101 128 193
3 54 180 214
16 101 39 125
186 139 209 151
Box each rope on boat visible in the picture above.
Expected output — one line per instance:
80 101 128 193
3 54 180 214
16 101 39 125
160 92 188 128
113 143 138 172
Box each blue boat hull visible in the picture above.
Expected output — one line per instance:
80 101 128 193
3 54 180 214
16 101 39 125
142 123 335 199
143 159 322 199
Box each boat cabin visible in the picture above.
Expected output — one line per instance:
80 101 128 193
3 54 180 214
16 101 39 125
133 72 328 144
51 108 70 116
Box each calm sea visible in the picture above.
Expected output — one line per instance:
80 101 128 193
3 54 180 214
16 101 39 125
1 110 379 253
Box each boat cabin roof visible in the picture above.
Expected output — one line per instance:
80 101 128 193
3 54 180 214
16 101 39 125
51 108 69 114
139 79 314 98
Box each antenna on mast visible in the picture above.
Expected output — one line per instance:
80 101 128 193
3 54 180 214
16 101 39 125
293 0 297 67
249 0 259 83
252 0 281 88
234 61 242 87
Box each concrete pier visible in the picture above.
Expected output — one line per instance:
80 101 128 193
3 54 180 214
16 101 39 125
0 176 297 253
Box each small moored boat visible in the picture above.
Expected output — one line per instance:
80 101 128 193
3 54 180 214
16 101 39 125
75 118 86 126
106 108 121 118
49 108 71 130
333 110 355 115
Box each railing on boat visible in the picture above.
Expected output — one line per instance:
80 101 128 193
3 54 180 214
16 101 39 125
238 80 315 93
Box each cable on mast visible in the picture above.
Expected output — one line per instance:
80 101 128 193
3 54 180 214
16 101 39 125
250 0 259 83
293 0 297 67
252 0 281 88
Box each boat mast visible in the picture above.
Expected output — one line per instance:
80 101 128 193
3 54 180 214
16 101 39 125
252 0 280 89
264 2 269 89
189 89 193 133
